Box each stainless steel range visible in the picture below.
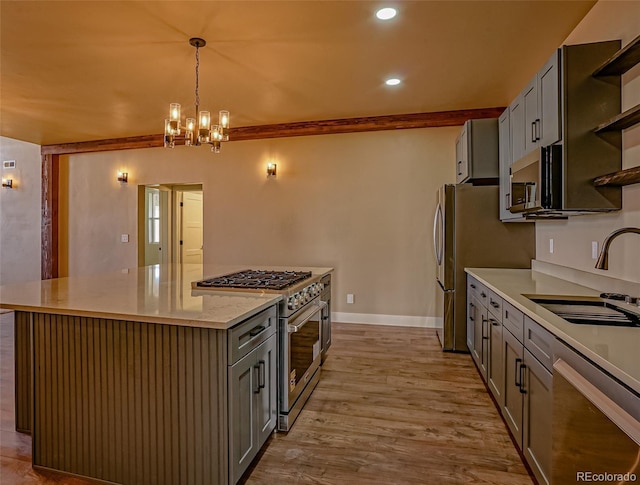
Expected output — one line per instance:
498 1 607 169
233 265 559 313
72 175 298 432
194 269 330 431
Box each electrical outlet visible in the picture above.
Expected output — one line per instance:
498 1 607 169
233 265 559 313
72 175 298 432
591 241 598 260
549 238 554 254
121 234 129 243
346 294 354 304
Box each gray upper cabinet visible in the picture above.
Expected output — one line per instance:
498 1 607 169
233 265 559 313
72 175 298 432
455 118 499 184
455 123 469 183
500 41 622 216
523 77 539 155
499 109 528 222
509 96 525 164
537 50 561 147
516 49 561 158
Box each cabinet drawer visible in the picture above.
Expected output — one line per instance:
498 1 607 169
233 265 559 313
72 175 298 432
467 276 481 300
524 316 554 372
503 301 524 343
228 306 277 364
486 289 503 320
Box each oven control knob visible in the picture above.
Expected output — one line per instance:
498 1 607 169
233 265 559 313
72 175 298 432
288 297 295 310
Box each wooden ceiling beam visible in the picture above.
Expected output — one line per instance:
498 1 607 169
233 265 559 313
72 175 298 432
41 107 505 156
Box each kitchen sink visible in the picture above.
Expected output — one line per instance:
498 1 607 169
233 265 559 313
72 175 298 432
527 295 640 328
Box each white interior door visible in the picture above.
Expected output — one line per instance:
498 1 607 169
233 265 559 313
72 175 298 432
144 187 169 265
180 191 203 264
144 187 161 265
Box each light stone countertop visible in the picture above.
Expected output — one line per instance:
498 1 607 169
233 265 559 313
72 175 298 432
465 268 640 393
0 263 334 330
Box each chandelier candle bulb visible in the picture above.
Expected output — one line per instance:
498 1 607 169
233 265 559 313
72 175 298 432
211 125 222 153
219 110 230 141
169 103 181 135
198 111 211 143
185 118 196 146
164 119 175 148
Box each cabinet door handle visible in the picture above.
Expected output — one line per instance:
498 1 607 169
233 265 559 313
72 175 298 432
457 160 463 176
480 292 486 298
469 302 474 321
490 300 500 309
258 360 266 390
481 317 488 339
490 318 499 327
470 284 476 289
535 119 541 141
515 358 522 387
519 363 527 394
505 310 509 319
531 121 536 143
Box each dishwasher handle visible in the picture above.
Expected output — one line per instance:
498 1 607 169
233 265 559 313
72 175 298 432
554 358 640 446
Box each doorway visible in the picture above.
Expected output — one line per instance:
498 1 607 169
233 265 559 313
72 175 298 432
138 184 203 266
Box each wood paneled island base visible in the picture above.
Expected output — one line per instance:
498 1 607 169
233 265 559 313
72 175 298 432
17 312 229 484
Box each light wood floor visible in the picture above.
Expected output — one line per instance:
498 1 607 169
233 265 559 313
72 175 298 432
0 315 533 484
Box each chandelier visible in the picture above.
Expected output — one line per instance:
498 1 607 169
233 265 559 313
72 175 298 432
164 38 230 153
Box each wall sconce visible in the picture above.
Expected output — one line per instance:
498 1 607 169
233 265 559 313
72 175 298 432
117 172 128 184
2 178 13 189
267 163 277 178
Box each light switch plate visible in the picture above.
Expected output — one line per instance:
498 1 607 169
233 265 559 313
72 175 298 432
591 241 598 259
3 160 16 169
121 234 129 243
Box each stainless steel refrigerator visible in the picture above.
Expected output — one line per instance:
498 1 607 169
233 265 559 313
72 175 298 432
433 184 535 352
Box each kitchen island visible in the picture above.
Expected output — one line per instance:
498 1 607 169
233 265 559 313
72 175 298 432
0 264 287 485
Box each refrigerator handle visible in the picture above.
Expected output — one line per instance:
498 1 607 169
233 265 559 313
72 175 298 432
433 203 443 265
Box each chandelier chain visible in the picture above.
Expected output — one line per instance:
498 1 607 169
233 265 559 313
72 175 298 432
195 46 200 109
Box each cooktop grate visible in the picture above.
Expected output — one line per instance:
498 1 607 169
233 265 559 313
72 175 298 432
196 269 312 290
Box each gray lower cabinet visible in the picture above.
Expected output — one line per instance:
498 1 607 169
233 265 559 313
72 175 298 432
502 313 553 485
522 348 553 485
229 333 277 484
502 326 524 449
466 275 553 485
471 295 488 381
487 313 503 403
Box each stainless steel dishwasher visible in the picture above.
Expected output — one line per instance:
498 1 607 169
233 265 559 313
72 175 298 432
552 339 640 484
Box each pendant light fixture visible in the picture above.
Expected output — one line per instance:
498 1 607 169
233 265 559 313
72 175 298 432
164 38 230 153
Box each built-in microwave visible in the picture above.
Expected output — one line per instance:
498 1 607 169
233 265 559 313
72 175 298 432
509 145 562 214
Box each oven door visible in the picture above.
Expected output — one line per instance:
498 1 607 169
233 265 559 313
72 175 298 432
281 301 324 412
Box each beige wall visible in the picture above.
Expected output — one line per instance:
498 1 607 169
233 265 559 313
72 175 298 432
0 137 41 285
535 1 640 283
64 128 457 318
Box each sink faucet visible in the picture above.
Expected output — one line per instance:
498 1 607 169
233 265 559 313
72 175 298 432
595 227 640 270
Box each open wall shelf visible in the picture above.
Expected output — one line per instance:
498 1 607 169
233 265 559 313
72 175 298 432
594 166 640 187
593 34 640 76
595 104 640 133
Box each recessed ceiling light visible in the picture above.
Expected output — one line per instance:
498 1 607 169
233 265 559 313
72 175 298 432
385 78 401 86
376 7 397 20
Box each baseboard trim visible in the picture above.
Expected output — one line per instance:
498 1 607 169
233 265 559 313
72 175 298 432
331 312 439 328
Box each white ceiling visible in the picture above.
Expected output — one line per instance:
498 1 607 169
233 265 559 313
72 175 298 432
0 0 596 146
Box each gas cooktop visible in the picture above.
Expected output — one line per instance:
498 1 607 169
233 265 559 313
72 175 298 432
195 269 313 291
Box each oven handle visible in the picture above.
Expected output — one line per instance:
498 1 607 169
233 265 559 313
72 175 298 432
287 301 327 333
553 358 640 445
